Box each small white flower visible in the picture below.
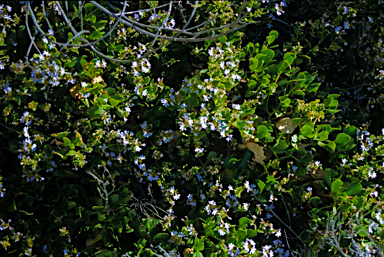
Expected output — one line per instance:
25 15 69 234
232 104 241 110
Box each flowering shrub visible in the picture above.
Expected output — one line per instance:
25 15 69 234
0 1 383 257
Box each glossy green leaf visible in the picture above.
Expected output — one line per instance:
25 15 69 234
344 181 362 196
239 217 252 228
343 126 358 138
306 82 321 92
278 60 290 72
300 125 314 137
257 180 266 194
248 79 257 89
334 133 352 146
256 125 268 138
194 238 205 251
331 179 343 195
249 58 259 72
318 140 336 153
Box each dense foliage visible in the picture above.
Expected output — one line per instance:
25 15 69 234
0 1 384 256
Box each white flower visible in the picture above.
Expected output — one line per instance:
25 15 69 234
232 104 241 110
275 228 282 237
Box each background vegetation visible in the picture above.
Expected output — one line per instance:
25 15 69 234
0 0 384 256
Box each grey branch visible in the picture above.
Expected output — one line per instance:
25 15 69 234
25 1 259 64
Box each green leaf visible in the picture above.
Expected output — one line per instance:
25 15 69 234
306 82 321 92
142 76 151 85
218 35 227 44
278 60 290 72
318 141 336 153
257 180 266 194
205 151 218 166
353 196 364 209
194 131 207 141
323 169 332 189
342 126 358 138
301 153 313 164
260 49 275 63
51 132 69 139
67 201 77 210
239 217 252 228
292 90 305 96
97 212 106 222
234 228 247 242
63 137 71 146
283 52 296 63
300 125 314 137
344 181 362 196
193 252 204 257
247 229 258 238
278 96 291 108
256 125 268 139
66 150 77 156
249 58 259 72
88 105 103 120
309 197 321 208
95 250 115 257
233 186 244 199
299 55 311 66
84 3 96 13
227 158 240 170
267 64 279 75
248 79 257 89
266 30 279 45
247 42 256 57
331 179 343 195
335 133 355 151
108 194 120 209
357 230 367 238
223 153 238 169
324 96 338 108
194 239 205 251
7 199 16 212
93 20 108 30
314 131 329 141
334 133 352 146
104 88 115 96
299 230 310 243
153 233 170 245
337 203 350 213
